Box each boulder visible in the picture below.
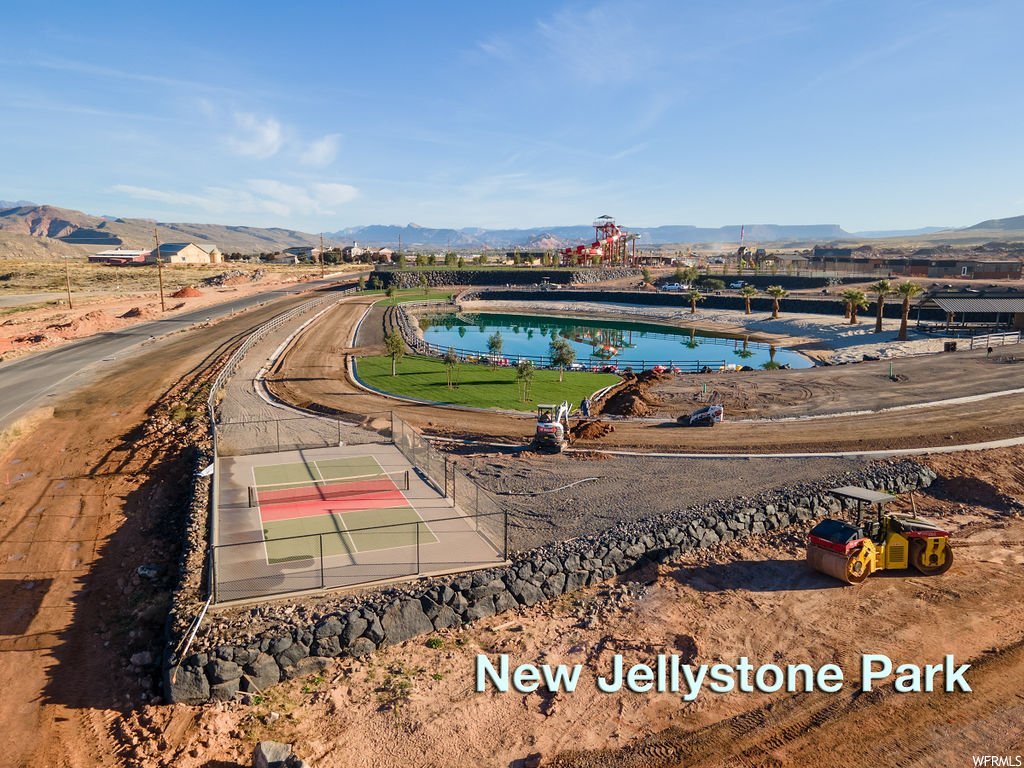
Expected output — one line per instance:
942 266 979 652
381 599 433 645
242 653 281 692
165 663 209 704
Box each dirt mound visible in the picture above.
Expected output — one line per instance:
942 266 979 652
201 268 265 287
598 369 671 416
46 310 108 333
572 420 614 440
14 332 49 344
170 286 202 298
118 307 155 319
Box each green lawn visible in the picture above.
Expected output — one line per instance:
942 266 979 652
356 355 619 411
371 288 456 306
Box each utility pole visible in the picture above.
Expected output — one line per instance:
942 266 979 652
153 226 166 312
319 233 325 278
63 256 73 309
398 234 402 262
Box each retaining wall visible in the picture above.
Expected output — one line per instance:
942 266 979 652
373 268 641 289
165 459 936 703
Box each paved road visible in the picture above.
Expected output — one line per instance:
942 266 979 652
0 274 361 430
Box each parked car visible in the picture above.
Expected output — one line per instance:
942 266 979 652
729 280 747 289
659 282 689 292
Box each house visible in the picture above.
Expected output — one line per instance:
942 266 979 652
894 259 1022 280
916 287 1024 331
89 248 151 265
151 242 223 264
282 246 322 262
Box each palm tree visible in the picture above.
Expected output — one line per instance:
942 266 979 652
840 288 869 325
687 288 705 315
765 285 788 319
733 336 754 360
896 281 923 341
739 284 758 315
870 279 894 333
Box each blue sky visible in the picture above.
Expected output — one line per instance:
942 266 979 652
1 1 1021 232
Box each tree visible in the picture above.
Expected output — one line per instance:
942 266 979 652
699 277 725 291
513 251 522 265
428 253 437 266
739 284 758 314
686 288 705 315
896 281 923 341
549 338 576 382
478 252 489 266
386 285 397 304
515 359 535 402
683 265 700 284
397 252 407 269
415 253 427 266
444 252 457 267
487 330 503 367
870 279 894 333
733 336 754 359
642 267 652 284
443 346 459 389
357 275 366 291
371 275 382 290
384 329 404 376
765 285 788 319
840 288 869 325
419 273 429 296
457 256 465 269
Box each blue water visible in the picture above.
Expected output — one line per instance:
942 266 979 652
419 312 812 371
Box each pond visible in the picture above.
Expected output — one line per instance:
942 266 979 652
419 312 813 371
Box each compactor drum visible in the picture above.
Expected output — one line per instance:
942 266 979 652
807 486 953 585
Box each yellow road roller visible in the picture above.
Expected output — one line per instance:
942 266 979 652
807 486 953 585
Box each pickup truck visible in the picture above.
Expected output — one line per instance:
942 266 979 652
728 280 747 289
659 282 689 292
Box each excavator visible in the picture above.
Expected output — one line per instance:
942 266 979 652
807 486 953 585
533 401 571 452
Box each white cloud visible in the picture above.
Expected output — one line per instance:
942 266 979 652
299 133 341 167
113 178 358 222
227 112 284 159
536 3 654 86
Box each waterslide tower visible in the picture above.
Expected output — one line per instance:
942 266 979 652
558 214 638 267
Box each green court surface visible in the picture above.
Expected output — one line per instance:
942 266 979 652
253 456 438 564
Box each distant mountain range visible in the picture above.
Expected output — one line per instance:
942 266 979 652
1 200 1022 258
965 214 1024 231
0 203 323 257
328 223 856 248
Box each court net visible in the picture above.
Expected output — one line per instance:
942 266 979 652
249 470 410 507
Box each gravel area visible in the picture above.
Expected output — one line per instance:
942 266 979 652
456 450 865 551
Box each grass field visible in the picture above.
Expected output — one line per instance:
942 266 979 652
356 354 619 411
371 288 456 306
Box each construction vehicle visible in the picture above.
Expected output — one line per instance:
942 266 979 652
678 404 724 426
533 401 571 452
807 486 953 585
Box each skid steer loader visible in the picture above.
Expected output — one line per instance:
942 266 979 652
806 486 953 585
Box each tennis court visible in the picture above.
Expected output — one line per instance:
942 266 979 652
251 455 438 563
213 442 506 603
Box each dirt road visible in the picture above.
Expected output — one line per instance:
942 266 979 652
0 289 338 768
269 296 1024 454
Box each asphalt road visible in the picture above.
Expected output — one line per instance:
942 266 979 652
0 274 361 430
